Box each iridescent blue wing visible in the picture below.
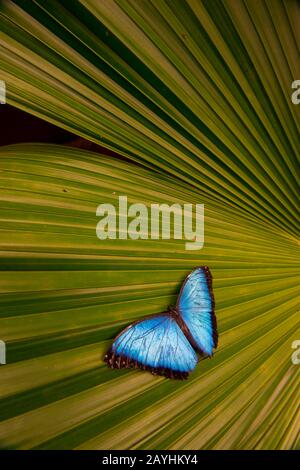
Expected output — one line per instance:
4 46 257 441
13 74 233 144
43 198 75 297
105 314 198 379
177 266 217 356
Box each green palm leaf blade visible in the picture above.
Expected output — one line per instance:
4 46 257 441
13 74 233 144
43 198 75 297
0 144 299 450
0 0 299 235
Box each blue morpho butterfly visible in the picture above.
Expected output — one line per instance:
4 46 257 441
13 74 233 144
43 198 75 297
105 266 217 379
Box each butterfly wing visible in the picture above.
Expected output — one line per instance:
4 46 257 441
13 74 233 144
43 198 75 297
177 266 217 356
105 314 198 379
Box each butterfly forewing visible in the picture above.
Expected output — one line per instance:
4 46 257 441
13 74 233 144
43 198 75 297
177 266 217 356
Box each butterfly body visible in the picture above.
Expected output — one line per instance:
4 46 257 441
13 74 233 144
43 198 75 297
105 266 217 379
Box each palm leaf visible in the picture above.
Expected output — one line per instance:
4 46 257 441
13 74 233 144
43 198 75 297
0 0 299 450
0 144 299 449
0 0 299 234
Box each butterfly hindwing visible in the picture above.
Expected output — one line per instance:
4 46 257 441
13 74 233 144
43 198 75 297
177 266 217 356
105 314 198 379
